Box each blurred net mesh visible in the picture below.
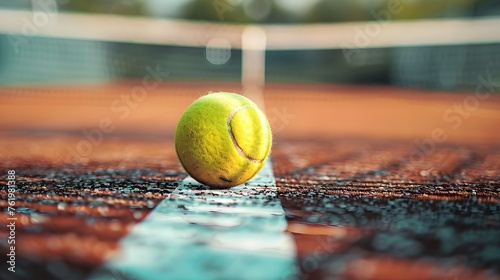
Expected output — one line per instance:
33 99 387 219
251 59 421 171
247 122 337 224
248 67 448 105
0 10 499 91
0 35 243 84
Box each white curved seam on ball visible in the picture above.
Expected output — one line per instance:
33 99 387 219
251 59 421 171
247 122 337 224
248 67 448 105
226 104 263 163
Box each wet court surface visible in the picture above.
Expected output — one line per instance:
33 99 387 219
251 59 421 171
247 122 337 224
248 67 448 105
1 133 499 280
0 83 499 279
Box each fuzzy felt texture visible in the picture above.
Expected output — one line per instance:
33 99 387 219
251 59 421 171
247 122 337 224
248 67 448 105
175 92 272 188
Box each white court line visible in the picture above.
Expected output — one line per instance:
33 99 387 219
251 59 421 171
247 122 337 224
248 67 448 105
89 159 298 280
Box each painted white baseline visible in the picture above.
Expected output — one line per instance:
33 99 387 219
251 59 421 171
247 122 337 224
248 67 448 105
90 159 297 280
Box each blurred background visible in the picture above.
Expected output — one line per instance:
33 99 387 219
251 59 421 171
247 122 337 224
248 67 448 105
0 0 499 91
0 3 499 279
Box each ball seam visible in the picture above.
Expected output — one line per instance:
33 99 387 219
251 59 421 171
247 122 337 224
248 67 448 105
227 105 264 163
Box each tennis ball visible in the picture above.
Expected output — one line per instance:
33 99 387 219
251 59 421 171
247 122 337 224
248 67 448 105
175 92 272 188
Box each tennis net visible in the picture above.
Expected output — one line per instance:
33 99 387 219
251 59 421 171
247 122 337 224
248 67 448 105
0 9 499 92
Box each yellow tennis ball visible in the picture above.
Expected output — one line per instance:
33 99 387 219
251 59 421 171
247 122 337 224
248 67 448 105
175 92 272 188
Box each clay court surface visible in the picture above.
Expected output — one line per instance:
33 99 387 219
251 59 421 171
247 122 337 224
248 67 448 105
1 82 499 279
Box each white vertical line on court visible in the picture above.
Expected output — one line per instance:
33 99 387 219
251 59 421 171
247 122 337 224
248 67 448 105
90 159 298 280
